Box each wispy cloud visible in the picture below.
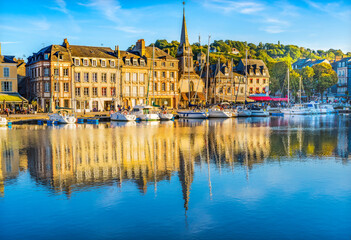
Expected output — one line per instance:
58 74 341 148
304 0 351 21
0 41 20 44
51 0 69 14
202 0 265 14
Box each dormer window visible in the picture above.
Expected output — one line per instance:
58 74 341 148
83 59 88 66
126 59 131 65
110 60 115 67
75 58 80 66
133 59 138 66
92 59 97 67
140 60 145 66
101 60 106 67
59 54 63 60
44 53 49 60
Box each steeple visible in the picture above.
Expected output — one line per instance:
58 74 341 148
180 2 190 48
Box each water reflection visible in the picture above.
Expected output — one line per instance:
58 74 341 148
0 116 350 209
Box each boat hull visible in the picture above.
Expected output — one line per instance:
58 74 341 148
0 117 7 126
138 114 160 121
111 113 136 121
159 113 173 121
178 112 208 119
250 110 269 117
208 110 232 118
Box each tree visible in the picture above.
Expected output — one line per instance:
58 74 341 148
289 70 301 99
312 63 338 100
299 66 315 97
269 61 289 94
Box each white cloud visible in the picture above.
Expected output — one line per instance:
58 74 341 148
304 0 351 21
202 0 265 14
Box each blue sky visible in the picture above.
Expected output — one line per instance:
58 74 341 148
0 0 350 58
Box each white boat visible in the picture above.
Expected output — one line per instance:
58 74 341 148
178 110 208 119
158 111 174 121
0 117 8 126
247 105 269 117
208 107 232 118
281 105 309 115
111 111 136 121
235 106 251 117
320 104 336 114
305 102 321 114
49 110 76 124
132 105 160 121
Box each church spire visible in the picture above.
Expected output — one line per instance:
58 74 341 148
180 1 190 48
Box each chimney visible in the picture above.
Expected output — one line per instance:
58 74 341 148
63 38 69 49
114 45 120 59
136 39 145 56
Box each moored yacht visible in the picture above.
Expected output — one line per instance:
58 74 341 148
208 107 232 118
132 105 160 121
110 111 136 121
158 111 174 121
178 110 208 119
49 110 76 124
234 106 251 117
281 105 309 115
0 117 8 126
247 104 269 117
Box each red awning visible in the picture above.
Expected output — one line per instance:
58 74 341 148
248 95 272 101
271 97 288 102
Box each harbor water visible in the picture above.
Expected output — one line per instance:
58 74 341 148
0 115 350 239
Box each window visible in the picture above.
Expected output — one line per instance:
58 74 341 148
75 58 80 66
83 59 88 66
125 72 130 82
75 87 81 96
125 59 131 65
132 86 137 96
101 73 107 82
75 72 81 82
132 73 137 82
256 79 259 84
240 87 243 93
84 87 89 96
111 73 116 83
140 60 145 66
154 83 158 91
44 54 49 60
250 79 253 84
154 62 157 67
110 61 115 67
171 72 175 79
111 87 116 96
162 62 166 67
84 73 89 82
139 87 144 96
249 87 253 94
263 79 266 84
93 87 98 96
256 87 259 93
125 86 130 96
44 68 50 77
133 59 138 66
92 73 98 82
154 71 157 78
63 68 68 76
59 54 63 60
171 62 174 67
162 72 166 78
161 83 165 91
64 83 69 92
54 68 59 76
140 73 144 83
54 82 60 92
101 60 106 67
102 87 107 96
92 60 97 67
44 82 50 92
170 83 174 91
3 68 10 78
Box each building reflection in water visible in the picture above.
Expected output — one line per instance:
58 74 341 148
0 116 350 210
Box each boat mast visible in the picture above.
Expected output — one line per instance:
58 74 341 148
205 35 210 106
231 58 234 103
188 43 191 107
152 44 155 105
299 76 302 104
244 47 248 107
287 68 290 106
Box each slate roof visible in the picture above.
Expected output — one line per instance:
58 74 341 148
69 45 116 59
0 55 17 64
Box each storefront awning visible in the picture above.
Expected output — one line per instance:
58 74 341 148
0 93 28 103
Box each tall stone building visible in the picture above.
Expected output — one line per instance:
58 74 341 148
26 43 72 112
177 7 205 107
130 39 179 108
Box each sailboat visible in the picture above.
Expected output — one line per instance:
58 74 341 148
281 71 309 115
0 117 8 126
